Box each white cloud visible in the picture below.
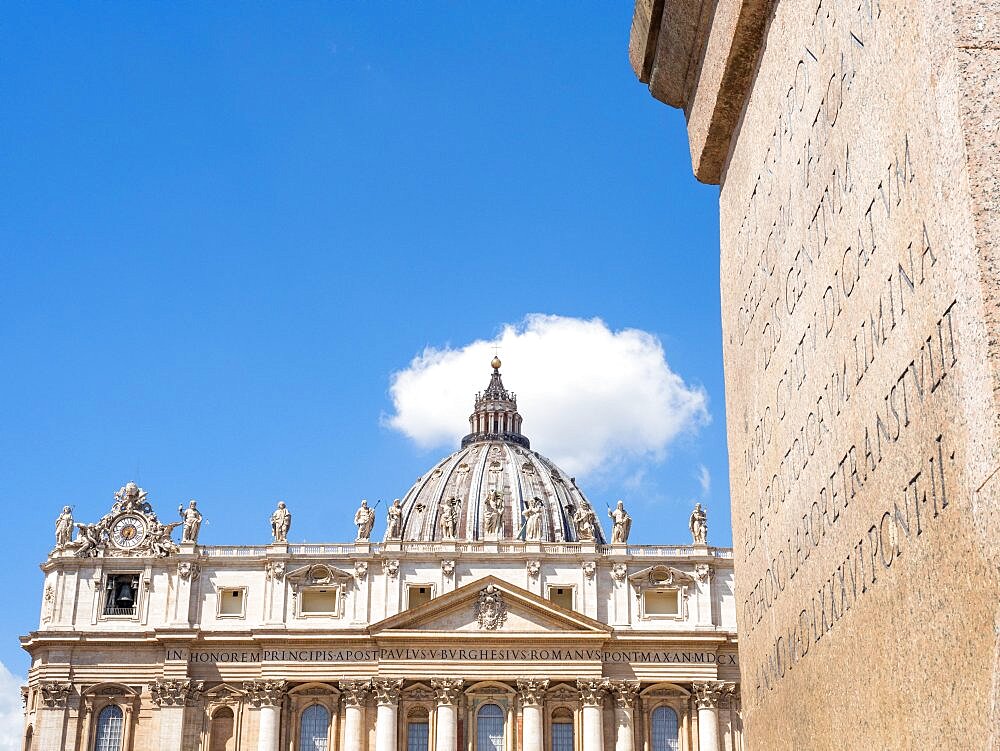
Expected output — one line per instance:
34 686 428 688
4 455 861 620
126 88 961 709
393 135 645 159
697 464 711 496
385 314 709 476
0 662 23 751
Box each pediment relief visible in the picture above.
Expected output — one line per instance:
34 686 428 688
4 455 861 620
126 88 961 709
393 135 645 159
203 684 245 704
371 576 609 635
286 564 353 586
82 682 140 698
546 683 579 702
628 565 694 590
402 682 434 702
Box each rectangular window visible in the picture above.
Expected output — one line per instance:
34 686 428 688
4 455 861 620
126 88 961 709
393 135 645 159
644 590 679 616
547 586 573 610
407 721 429 751
300 588 339 615
218 588 246 617
552 722 574 751
103 574 140 617
408 585 433 609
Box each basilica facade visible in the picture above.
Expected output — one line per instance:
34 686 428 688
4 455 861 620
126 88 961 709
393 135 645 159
20 360 742 751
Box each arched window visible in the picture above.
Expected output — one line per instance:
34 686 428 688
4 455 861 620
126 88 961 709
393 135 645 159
651 706 679 751
476 703 504 751
209 706 235 751
551 707 573 751
93 705 124 751
406 707 429 751
298 704 330 751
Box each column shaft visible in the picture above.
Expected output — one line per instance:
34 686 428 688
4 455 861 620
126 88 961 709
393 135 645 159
522 703 543 751
257 704 280 751
157 705 185 751
344 704 364 751
375 702 398 751
697 705 719 751
435 703 457 751
614 706 634 751
34 708 67 751
582 704 604 751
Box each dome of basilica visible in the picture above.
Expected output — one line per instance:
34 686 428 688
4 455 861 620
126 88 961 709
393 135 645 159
397 359 607 544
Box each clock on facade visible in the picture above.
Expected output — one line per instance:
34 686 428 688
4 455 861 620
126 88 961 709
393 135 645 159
110 514 147 550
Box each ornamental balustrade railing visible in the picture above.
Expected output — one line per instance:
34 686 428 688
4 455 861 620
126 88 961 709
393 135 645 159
194 543 732 559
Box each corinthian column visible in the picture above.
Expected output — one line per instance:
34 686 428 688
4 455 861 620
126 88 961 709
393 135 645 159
577 679 609 751
246 680 286 751
431 679 463 751
34 682 72 751
373 679 403 751
692 683 723 751
516 679 549 751
339 681 371 751
608 681 639 751
151 679 203 751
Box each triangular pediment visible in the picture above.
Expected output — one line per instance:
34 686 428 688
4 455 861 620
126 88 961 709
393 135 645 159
370 576 610 635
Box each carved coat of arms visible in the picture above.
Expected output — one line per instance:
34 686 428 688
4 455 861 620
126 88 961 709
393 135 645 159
475 584 507 630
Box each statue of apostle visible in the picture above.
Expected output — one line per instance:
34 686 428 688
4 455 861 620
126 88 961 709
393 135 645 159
54 506 74 549
383 498 403 541
354 499 376 540
689 502 708 545
271 501 291 543
523 497 544 541
483 489 504 537
178 500 203 543
608 500 632 544
573 502 598 542
439 497 461 540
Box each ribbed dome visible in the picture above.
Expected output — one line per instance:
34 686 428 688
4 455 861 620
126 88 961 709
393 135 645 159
398 361 606 543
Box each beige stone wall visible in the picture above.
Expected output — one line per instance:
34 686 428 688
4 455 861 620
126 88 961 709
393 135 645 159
631 0 1000 747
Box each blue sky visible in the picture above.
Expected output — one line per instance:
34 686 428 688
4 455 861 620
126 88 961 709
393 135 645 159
0 2 723 682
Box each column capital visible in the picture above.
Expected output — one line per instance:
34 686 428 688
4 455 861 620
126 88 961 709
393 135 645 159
516 678 550 706
431 678 464 706
576 678 610 707
38 681 73 709
373 678 403 706
150 678 204 707
608 680 640 709
692 681 735 709
339 679 372 707
245 679 287 708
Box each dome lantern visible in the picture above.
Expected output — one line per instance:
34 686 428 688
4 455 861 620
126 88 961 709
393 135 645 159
462 358 528 449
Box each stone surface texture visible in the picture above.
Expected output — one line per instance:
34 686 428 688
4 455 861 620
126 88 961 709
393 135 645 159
632 0 1000 748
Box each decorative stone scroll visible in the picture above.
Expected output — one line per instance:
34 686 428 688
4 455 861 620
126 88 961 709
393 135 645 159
264 561 285 581
38 681 72 708
576 678 609 707
441 559 455 578
176 562 200 581
474 584 507 630
382 559 399 579
526 560 541 580
694 564 711 583
516 678 550 706
611 563 628 583
338 680 371 707
431 678 463 706
373 678 403 705
150 679 204 707
354 561 368 580
245 680 286 708
609 680 640 709
582 561 597 580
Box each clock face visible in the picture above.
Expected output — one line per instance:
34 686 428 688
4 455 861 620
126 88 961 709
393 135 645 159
111 515 147 549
